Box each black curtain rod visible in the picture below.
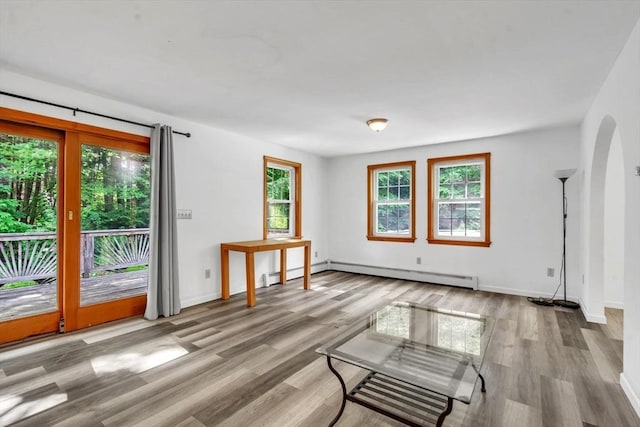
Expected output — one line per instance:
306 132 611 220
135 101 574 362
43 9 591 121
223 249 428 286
0 90 191 138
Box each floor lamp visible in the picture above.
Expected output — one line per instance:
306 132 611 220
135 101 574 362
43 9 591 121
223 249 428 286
552 169 580 309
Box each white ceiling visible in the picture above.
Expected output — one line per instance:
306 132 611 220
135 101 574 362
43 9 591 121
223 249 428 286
1 1 639 157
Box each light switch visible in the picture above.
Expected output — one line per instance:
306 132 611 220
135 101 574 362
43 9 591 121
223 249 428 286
177 209 192 219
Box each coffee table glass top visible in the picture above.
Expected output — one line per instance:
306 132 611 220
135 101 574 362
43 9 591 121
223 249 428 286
316 301 495 403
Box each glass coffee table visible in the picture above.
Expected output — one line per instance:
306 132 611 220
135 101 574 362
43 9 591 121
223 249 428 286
316 301 495 427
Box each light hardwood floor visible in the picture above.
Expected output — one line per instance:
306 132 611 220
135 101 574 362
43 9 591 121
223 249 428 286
0 271 637 427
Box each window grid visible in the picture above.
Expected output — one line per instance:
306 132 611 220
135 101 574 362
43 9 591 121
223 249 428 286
263 156 301 240
375 169 411 235
266 165 293 236
436 163 483 238
367 161 416 243
427 153 491 247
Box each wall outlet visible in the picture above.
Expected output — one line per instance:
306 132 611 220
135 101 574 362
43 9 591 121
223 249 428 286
177 209 192 220
204 268 211 279
417 257 422 265
547 267 554 277
315 251 318 258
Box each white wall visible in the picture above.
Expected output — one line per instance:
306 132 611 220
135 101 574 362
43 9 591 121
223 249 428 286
0 69 329 308
327 125 580 298
580 18 640 415
603 129 625 309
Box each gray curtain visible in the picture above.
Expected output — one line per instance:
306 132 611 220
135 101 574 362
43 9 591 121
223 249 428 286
145 124 181 320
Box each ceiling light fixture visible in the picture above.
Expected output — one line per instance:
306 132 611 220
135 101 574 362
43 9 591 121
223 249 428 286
367 118 388 132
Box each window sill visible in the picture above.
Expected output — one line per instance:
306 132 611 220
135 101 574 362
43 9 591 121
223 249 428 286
427 238 491 247
367 235 417 243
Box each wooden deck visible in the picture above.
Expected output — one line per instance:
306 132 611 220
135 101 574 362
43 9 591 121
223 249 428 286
0 270 148 321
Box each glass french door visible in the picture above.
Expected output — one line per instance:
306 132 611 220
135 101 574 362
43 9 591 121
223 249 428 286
68 135 150 330
0 113 150 343
0 121 64 342
78 141 150 307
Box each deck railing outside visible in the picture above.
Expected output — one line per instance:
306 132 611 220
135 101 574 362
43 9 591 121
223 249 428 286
0 228 150 286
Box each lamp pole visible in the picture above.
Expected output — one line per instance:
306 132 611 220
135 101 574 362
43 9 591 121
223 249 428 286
554 176 579 309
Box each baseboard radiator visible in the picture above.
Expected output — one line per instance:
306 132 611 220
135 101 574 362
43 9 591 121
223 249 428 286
264 260 478 291
263 261 329 287
327 260 478 291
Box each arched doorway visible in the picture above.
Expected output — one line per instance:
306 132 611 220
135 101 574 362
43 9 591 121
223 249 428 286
603 128 625 312
587 114 627 331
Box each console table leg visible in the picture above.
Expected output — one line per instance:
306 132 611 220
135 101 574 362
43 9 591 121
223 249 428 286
220 247 230 300
327 357 347 426
245 252 256 307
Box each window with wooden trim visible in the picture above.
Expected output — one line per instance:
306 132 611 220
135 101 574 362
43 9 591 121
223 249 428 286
263 156 301 239
367 161 416 242
427 153 490 247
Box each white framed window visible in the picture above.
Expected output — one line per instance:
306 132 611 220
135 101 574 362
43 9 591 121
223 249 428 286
264 156 301 239
367 161 416 242
428 153 490 247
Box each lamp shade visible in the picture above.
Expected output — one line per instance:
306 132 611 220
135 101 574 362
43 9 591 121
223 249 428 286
553 168 576 180
367 118 388 132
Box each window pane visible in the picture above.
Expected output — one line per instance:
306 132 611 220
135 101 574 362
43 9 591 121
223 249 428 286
378 187 388 200
398 204 410 232
267 167 290 200
376 203 411 234
399 170 410 185
388 186 399 200
439 184 451 199
80 145 151 306
451 203 466 236
466 202 481 235
377 204 388 232
399 185 410 200
452 166 466 183
0 133 59 320
452 184 466 199
438 202 452 235
467 165 481 181
378 171 388 187
267 202 290 234
468 182 481 198
388 171 399 186
387 204 398 231
438 202 452 217
439 167 452 185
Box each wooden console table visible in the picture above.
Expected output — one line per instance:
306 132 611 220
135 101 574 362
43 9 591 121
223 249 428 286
220 238 311 307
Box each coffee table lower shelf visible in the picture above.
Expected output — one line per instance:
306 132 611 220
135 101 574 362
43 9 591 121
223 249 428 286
327 357 456 427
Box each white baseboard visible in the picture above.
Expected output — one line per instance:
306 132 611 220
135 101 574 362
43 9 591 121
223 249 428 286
578 297 607 324
604 300 625 309
621 373 640 418
479 284 579 301
180 292 218 309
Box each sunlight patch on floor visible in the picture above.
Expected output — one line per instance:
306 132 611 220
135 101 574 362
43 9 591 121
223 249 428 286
91 344 188 375
0 393 67 425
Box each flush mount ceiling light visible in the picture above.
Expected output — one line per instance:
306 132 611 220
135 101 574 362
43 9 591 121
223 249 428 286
367 118 388 132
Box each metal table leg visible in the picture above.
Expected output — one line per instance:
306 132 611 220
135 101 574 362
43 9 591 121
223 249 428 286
327 357 347 426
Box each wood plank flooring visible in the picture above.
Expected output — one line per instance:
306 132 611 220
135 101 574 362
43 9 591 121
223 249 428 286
0 271 637 427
